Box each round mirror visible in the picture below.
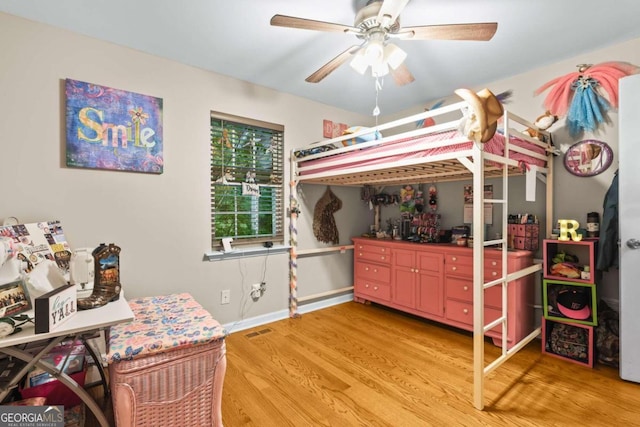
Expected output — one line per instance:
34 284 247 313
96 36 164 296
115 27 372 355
563 139 613 177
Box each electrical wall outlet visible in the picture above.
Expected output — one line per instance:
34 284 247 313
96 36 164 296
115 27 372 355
220 289 230 304
251 283 262 300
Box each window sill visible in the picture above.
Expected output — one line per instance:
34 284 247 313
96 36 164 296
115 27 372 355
204 245 291 261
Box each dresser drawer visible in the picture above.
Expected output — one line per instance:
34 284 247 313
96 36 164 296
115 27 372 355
445 253 473 277
355 244 391 264
354 242 390 255
446 277 503 308
355 278 391 301
356 261 391 283
445 299 502 333
485 257 502 270
446 254 504 279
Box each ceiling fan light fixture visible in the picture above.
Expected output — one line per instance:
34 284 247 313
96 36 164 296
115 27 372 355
363 39 384 66
371 60 389 77
384 43 407 69
350 49 369 74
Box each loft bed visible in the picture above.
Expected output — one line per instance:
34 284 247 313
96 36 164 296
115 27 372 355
287 88 554 410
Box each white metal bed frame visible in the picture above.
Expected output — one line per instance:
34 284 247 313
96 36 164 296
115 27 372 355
288 99 554 410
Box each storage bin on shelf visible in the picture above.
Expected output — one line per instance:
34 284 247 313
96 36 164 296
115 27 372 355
19 340 87 407
107 293 228 427
543 238 598 284
508 223 539 250
541 316 594 367
542 279 598 326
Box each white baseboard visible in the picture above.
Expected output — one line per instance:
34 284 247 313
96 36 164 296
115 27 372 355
223 292 354 334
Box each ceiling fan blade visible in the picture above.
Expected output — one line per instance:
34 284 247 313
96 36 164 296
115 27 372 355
306 45 361 83
377 0 410 28
390 63 415 86
399 22 498 41
270 14 354 33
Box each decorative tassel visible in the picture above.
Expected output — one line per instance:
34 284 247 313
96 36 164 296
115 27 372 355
535 61 639 135
566 77 610 136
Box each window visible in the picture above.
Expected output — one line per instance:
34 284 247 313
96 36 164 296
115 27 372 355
210 112 284 249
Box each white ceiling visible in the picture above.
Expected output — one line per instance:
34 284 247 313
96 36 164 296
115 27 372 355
2 0 640 116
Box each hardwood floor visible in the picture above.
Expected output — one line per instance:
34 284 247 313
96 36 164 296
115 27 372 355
84 301 638 426
220 301 640 427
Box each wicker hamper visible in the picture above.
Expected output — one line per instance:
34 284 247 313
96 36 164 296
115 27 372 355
107 293 228 427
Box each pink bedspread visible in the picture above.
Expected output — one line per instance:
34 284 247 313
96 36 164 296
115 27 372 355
299 130 546 175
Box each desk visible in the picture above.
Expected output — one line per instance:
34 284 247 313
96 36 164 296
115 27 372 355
0 295 134 427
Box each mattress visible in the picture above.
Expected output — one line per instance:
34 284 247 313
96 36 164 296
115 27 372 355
298 129 547 177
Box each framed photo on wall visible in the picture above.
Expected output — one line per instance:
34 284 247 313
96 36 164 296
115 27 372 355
65 78 164 174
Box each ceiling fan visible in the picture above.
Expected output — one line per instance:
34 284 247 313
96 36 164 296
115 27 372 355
270 0 498 86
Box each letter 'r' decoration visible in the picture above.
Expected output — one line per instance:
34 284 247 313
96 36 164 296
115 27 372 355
558 219 583 242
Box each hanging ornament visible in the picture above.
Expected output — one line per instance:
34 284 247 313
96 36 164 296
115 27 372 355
313 187 342 245
534 62 639 136
428 184 438 211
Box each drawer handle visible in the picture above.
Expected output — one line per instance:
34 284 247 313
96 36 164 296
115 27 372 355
374 286 378 291
452 256 457 261
380 256 386 261
492 272 497 276
359 253 363 256
359 245 363 249
365 267 369 271
373 268 378 273
463 308 469 314
463 286 468 291
415 269 419 274
452 266 457 271
491 261 497 266
365 284 369 288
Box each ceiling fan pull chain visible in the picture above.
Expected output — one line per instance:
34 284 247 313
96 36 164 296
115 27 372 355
373 76 383 119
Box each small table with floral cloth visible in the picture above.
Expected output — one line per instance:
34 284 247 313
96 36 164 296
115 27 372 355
107 293 228 427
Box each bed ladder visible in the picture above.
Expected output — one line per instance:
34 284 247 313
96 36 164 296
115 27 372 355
472 117 543 410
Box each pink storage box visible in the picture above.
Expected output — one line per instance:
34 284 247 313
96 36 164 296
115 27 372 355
20 369 86 407
107 293 228 427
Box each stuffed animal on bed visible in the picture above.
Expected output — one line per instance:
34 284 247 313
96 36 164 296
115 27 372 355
525 111 559 139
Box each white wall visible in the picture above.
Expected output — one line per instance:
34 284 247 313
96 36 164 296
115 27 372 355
2 12 635 326
0 12 372 327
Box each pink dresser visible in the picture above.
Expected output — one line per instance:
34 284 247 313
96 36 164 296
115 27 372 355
107 293 227 427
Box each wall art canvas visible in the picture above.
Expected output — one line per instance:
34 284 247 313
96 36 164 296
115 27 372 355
65 79 163 174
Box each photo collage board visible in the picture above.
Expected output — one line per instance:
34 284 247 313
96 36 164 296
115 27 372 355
0 220 72 275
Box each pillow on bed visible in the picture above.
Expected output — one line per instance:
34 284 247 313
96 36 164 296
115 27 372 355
341 126 382 147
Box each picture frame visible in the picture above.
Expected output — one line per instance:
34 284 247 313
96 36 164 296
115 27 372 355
65 78 164 174
0 279 32 318
564 139 613 177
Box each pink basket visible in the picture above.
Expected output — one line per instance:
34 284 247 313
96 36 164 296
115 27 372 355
109 339 226 427
20 369 86 407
